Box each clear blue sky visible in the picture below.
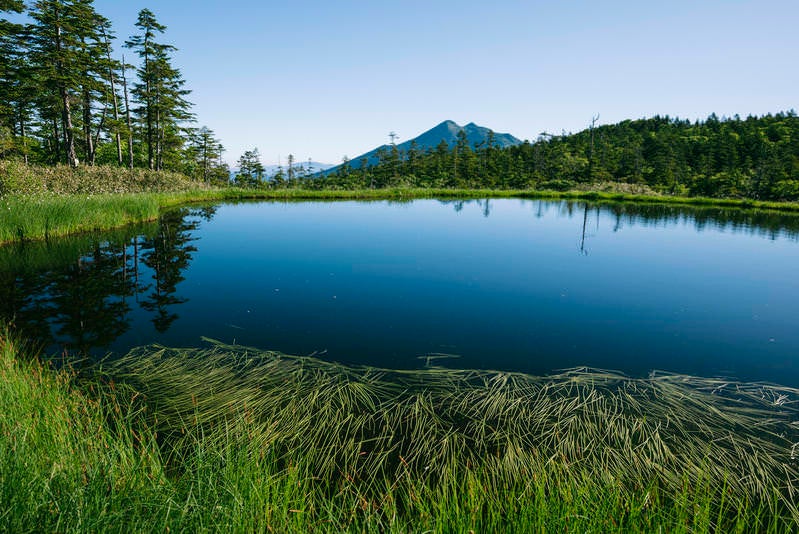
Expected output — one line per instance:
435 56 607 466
87 1 799 164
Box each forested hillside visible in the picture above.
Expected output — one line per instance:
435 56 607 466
315 113 799 200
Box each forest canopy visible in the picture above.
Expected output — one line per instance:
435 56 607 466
312 112 799 201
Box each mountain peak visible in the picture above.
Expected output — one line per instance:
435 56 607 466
429 120 462 135
322 120 522 174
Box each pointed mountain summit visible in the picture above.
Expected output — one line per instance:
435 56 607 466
324 120 522 173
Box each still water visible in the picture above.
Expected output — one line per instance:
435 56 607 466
2 199 798 384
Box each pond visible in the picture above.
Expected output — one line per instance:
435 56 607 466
2 198 799 385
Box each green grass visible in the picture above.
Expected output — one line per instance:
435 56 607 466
0 193 160 244
2 330 798 532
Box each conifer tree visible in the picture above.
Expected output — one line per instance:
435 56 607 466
97 18 123 165
235 148 265 187
0 1 27 159
186 126 225 183
125 9 192 170
287 153 295 181
29 0 91 166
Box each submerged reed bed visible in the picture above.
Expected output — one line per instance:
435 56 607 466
103 341 799 531
3 329 799 531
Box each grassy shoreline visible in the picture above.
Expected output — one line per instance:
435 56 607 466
2 331 799 531
3 186 799 246
3 160 799 245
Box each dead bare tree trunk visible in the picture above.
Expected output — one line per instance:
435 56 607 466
101 27 123 166
121 55 134 169
82 85 95 165
18 110 27 165
92 106 107 156
588 114 599 181
60 86 79 167
54 20 78 166
154 89 162 170
51 116 61 163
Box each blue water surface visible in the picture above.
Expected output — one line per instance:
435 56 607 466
3 199 798 384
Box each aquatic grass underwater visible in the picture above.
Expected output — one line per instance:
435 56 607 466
2 327 798 532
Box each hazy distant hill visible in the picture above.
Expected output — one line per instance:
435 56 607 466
231 161 335 181
325 120 522 174
264 161 335 176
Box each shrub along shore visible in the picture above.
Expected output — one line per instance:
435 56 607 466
2 162 799 246
2 332 799 532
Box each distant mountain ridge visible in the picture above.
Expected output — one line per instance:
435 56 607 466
264 161 335 176
230 161 335 181
324 120 522 174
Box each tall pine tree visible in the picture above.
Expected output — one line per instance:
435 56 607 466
125 9 192 171
0 1 27 159
29 0 97 166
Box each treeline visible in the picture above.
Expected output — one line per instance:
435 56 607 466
301 113 799 200
0 1 229 183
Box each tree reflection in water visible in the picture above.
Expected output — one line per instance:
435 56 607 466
0 206 215 358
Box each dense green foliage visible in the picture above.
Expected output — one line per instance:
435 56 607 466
2 332 798 532
0 1 229 181
305 113 799 200
234 147 266 187
0 159 199 195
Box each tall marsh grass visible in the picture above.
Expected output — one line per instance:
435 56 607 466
0 161 213 245
4 332 794 532
0 193 162 244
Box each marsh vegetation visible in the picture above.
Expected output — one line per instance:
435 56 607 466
2 198 798 530
3 333 799 532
